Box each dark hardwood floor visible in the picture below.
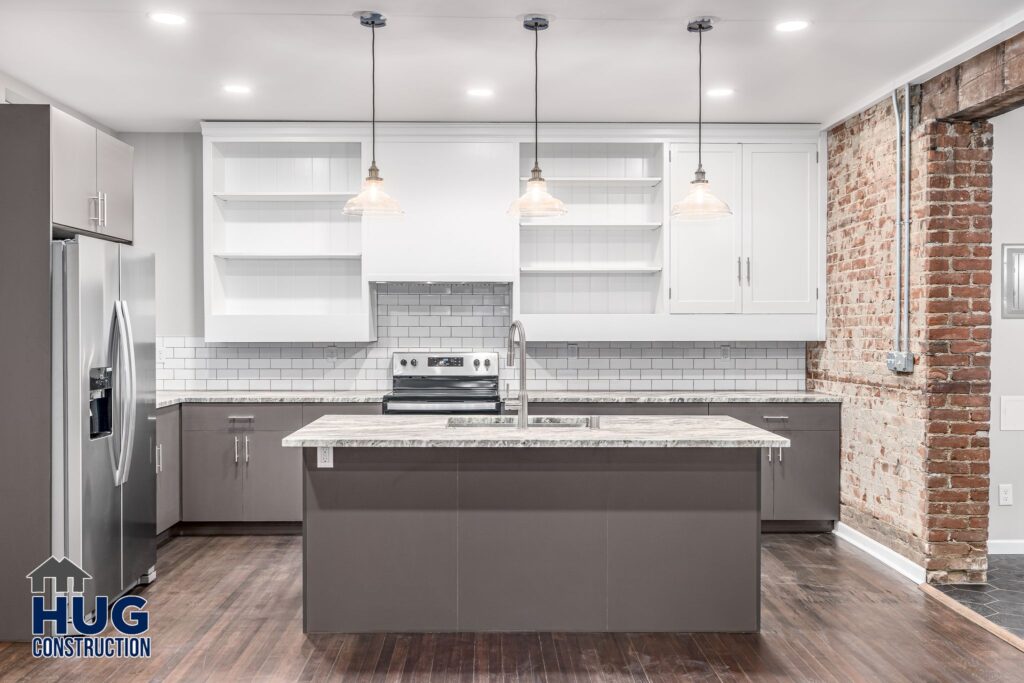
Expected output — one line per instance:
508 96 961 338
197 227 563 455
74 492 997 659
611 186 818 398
1 534 1022 681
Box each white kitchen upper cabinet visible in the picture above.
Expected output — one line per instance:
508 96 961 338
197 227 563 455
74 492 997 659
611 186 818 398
51 108 98 233
96 131 134 242
362 141 518 281
741 144 818 314
668 144 743 313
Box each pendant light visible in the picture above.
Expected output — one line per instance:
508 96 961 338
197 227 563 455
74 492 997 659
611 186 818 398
344 12 403 217
508 15 567 218
671 18 732 221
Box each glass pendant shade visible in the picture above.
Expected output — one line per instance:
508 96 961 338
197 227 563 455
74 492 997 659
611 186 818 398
508 174 567 218
343 168 403 217
671 174 732 221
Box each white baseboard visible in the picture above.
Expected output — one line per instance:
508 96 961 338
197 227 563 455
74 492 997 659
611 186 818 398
833 522 927 584
989 539 1024 554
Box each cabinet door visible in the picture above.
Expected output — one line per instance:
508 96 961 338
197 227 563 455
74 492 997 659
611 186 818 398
51 108 98 232
242 431 302 522
96 131 134 242
668 144 743 313
155 408 181 533
741 144 818 313
771 430 840 521
181 431 244 521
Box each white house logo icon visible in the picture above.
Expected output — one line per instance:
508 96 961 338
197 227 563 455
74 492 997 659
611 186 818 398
25 556 91 594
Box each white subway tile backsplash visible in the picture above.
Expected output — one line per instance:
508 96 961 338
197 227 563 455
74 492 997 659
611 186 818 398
156 283 807 392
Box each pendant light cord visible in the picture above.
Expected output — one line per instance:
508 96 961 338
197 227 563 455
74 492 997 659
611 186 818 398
697 27 703 171
371 23 377 167
533 26 540 172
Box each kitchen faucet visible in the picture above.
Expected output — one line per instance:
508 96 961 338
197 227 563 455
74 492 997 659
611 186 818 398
507 320 528 429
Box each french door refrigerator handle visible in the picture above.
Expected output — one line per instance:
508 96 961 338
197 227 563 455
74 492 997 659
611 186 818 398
111 301 131 485
118 301 138 485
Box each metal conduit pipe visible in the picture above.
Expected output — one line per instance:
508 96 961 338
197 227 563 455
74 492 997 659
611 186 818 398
887 85 915 373
891 89 903 353
903 82 912 357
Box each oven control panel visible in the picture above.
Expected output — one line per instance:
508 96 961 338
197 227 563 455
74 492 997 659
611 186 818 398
392 352 498 377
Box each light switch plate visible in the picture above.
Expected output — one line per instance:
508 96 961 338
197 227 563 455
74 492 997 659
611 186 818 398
324 345 339 361
316 446 333 468
567 344 578 359
157 343 167 363
999 484 1014 506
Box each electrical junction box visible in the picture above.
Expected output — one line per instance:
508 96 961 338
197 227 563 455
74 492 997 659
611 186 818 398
887 351 915 373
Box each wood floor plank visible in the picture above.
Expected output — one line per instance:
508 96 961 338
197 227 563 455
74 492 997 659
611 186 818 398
2 534 1023 681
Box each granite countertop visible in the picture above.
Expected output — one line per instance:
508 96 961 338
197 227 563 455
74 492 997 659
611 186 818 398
281 414 791 449
507 390 840 404
157 389 839 409
156 390 386 409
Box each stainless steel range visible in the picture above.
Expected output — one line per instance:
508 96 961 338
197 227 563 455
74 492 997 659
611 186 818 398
383 351 502 414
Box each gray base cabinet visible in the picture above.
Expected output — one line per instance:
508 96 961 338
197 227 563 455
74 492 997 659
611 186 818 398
709 403 840 523
155 406 181 534
180 403 380 523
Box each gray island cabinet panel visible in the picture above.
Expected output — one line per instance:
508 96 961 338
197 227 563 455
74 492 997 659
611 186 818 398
155 406 181 533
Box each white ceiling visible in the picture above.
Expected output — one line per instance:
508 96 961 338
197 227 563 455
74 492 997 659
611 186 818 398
1 0 1023 132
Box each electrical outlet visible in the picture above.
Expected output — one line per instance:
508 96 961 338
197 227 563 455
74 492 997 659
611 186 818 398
157 343 167 363
999 483 1014 506
567 343 579 359
317 446 334 469
720 345 731 360
324 345 339 362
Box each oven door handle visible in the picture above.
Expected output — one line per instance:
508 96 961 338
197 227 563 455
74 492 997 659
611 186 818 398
385 401 500 413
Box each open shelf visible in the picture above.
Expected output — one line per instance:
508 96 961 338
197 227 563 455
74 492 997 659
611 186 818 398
520 221 662 230
520 265 662 275
519 176 662 188
213 192 357 203
213 253 362 261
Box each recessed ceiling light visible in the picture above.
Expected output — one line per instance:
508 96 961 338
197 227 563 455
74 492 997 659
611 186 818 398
467 88 495 98
223 84 252 95
148 12 186 26
707 88 735 98
775 20 809 32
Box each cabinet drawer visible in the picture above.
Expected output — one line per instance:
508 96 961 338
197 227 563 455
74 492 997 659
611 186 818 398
182 403 303 432
302 402 382 424
709 403 839 431
525 402 709 416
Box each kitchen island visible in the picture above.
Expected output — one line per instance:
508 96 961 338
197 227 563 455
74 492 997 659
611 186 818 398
283 414 789 633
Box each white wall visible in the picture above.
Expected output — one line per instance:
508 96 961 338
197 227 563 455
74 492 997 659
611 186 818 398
120 133 203 337
990 106 1024 550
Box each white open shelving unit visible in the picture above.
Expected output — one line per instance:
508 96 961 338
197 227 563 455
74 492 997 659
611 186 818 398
202 130 377 342
517 142 666 316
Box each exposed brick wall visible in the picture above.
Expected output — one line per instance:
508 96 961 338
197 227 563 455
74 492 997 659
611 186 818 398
919 120 993 583
808 96 932 569
809 97 994 584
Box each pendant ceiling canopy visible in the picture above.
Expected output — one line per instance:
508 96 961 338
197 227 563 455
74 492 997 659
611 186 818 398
344 11 403 217
508 15 567 218
671 18 733 222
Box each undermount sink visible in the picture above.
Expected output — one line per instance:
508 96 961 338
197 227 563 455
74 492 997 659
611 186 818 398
446 415 599 429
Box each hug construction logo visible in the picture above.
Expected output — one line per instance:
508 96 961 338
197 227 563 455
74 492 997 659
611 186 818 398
26 556 151 659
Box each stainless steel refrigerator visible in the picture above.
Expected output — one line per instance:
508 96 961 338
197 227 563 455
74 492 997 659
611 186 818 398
50 236 156 606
